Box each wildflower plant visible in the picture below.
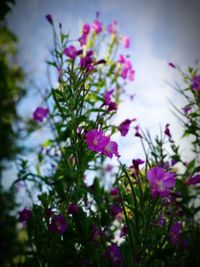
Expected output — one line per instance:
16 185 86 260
7 13 200 267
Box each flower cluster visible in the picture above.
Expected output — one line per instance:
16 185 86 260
85 129 119 158
118 54 135 81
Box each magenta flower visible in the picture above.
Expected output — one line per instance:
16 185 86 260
119 118 135 136
168 62 176 68
82 23 90 35
107 20 118 34
67 203 79 215
102 140 120 158
85 129 109 153
64 45 78 60
92 19 102 34
192 75 200 91
147 166 176 197
118 54 126 64
169 222 181 245
122 36 130 48
182 105 191 114
19 208 32 223
49 214 68 234
107 244 122 267
33 107 49 122
46 14 53 25
185 174 200 185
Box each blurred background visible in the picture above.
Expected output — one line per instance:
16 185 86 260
1 0 200 188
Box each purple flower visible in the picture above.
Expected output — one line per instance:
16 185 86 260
107 20 118 34
192 75 200 91
107 244 122 267
169 222 181 245
122 36 130 48
185 174 200 185
164 123 173 142
131 159 145 174
33 107 49 122
119 118 135 136
110 204 121 217
102 140 120 158
168 62 176 68
120 224 128 237
67 203 79 215
85 129 109 153
90 224 102 243
110 187 119 196
82 24 90 35
79 34 87 46
49 214 68 234
104 89 114 105
19 208 32 223
80 50 94 71
92 19 102 34
104 89 117 112
105 164 113 172
64 45 78 60
182 105 191 114
134 125 142 138
147 166 176 197
46 14 53 25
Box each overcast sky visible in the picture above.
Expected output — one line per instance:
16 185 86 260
3 0 200 187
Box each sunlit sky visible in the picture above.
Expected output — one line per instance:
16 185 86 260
3 0 200 187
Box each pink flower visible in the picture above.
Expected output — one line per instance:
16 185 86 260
80 50 94 72
64 45 78 60
122 36 130 48
119 118 136 136
82 24 90 35
85 129 109 153
169 222 181 245
102 140 120 158
107 20 118 34
92 19 102 34
33 107 49 122
129 70 135 81
147 166 176 197
118 54 126 64
185 174 200 185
